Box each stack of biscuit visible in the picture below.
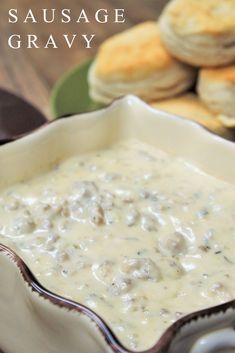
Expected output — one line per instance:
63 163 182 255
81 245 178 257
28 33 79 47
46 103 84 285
88 0 235 140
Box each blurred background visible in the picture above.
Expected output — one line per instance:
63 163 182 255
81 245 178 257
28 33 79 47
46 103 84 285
0 0 168 117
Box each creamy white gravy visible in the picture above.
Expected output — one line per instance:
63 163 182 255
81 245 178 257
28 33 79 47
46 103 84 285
0 140 235 351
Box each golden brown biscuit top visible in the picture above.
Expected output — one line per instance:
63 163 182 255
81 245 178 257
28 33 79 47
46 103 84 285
161 0 235 36
200 65 235 84
152 94 225 131
94 22 181 81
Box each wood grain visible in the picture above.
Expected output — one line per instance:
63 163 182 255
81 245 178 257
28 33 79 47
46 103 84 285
0 0 168 118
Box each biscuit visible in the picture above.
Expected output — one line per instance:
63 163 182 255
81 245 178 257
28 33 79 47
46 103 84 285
88 22 196 104
152 94 235 140
159 0 235 67
197 65 235 127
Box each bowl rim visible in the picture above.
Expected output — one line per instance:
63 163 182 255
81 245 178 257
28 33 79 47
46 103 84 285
2 94 234 147
0 95 235 353
1 242 235 353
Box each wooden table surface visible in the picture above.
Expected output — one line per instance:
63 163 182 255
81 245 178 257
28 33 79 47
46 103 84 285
0 0 167 118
